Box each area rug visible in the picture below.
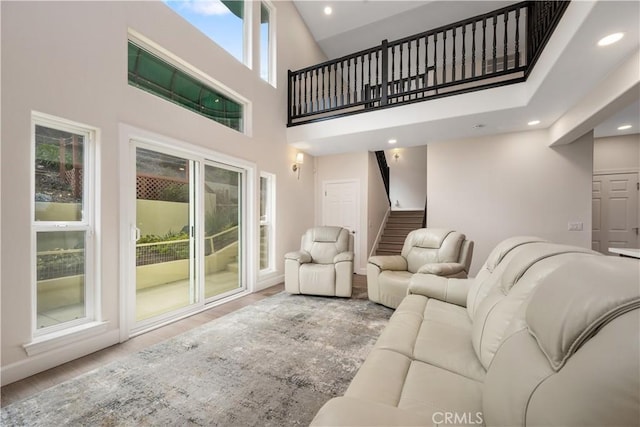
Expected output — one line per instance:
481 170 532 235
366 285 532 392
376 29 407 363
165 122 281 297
2 292 392 426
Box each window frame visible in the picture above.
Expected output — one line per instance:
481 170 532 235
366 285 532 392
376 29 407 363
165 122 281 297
30 112 100 339
259 0 276 86
127 30 251 136
259 172 276 274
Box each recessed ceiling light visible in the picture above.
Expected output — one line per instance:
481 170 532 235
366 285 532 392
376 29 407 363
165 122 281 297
598 32 624 47
617 124 632 130
528 120 541 126
388 139 397 144
324 6 332 15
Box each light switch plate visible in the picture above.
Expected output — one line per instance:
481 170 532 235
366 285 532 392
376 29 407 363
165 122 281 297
568 222 584 231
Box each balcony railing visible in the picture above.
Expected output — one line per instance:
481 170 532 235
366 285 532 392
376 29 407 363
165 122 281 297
287 1 569 126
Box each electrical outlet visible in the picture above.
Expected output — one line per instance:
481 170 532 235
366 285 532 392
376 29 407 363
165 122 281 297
568 222 584 231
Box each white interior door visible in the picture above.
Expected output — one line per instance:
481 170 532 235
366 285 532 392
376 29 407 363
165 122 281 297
322 180 360 271
592 173 639 254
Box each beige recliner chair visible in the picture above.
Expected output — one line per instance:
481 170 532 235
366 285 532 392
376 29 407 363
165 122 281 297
285 226 354 297
367 228 472 308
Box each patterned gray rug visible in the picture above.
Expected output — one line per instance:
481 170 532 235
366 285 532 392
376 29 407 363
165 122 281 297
2 292 392 426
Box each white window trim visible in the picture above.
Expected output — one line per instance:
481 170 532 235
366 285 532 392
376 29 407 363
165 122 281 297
127 29 253 137
30 111 102 343
259 172 276 275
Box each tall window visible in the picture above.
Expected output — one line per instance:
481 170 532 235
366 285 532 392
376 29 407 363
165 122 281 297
260 1 274 84
259 173 275 272
164 0 246 64
32 114 96 335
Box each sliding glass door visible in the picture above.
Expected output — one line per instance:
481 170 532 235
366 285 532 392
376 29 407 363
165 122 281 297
204 163 243 300
130 142 246 332
135 147 197 322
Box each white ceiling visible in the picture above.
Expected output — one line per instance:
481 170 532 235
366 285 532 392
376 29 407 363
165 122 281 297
289 1 640 155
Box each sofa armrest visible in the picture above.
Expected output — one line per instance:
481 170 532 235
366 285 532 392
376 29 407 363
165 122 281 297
334 251 354 264
408 274 474 307
311 396 432 426
284 250 311 264
368 255 407 271
417 262 466 277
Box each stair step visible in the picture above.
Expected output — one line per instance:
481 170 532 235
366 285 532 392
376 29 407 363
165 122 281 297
389 210 423 216
380 235 406 243
378 243 403 251
376 250 401 256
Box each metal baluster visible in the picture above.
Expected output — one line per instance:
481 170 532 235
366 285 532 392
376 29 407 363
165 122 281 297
303 71 308 113
452 26 457 82
391 45 395 98
333 62 338 107
442 29 447 84
415 37 420 96
423 35 428 93
433 33 438 89
407 41 411 100
493 14 497 73
472 20 477 78
314 69 318 111
360 55 364 102
346 58 350 105
462 24 466 80
504 11 508 71
297 73 301 115
515 7 521 68
368 52 372 102
320 66 325 110
482 18 487 76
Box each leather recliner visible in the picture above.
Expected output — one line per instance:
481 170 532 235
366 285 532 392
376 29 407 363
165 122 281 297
367 228 473 308
284 226 354 297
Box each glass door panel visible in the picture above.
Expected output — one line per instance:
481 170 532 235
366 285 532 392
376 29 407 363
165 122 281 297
204 163 242 300
135 147 196 322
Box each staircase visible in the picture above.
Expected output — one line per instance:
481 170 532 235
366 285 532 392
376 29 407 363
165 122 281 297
376 210 424 255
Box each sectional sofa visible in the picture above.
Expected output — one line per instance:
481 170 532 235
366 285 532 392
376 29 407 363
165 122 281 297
311 237 640 426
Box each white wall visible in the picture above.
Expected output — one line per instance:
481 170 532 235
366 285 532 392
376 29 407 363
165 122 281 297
385 145 428 210
1 0 325 383
428 130 593 275
593 133 640 173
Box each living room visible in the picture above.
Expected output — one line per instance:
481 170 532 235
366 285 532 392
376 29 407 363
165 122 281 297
1 0 639 425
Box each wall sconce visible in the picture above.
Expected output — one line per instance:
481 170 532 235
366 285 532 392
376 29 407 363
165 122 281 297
393 152 400 162
292 152 304 179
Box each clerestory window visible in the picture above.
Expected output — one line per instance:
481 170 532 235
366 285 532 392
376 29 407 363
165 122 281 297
128 40 244 132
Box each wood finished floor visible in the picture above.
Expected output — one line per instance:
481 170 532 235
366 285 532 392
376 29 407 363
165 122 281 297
1 275 369 407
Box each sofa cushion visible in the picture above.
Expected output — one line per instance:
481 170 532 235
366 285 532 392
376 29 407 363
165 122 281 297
346 349 483 420
402 229 465 273
482 256 640 427
466 236 547 317
299 263 335 295
373 295 485 382
376 270 414 308
301 226 350 264
471 244 596 369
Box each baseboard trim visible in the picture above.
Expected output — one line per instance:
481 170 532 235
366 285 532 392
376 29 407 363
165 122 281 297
1 329 121 386
256 274 284 291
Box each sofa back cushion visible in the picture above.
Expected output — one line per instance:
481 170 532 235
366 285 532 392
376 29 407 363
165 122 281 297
482 256 640 426
470 244 597 369
401 229 466 273
466 236 547 318
301 226 350 264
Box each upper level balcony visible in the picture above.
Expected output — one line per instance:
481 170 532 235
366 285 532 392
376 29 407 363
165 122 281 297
285 0 639 157
287 1 569 127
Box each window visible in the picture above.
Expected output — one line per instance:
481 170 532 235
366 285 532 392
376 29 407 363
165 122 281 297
259 173 275 272
260 1 275 84
32 113 97 335
164 0 246 64
128 40 244 132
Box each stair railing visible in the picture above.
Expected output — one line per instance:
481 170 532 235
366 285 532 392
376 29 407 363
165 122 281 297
288 1 569 126
374 151 391 205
